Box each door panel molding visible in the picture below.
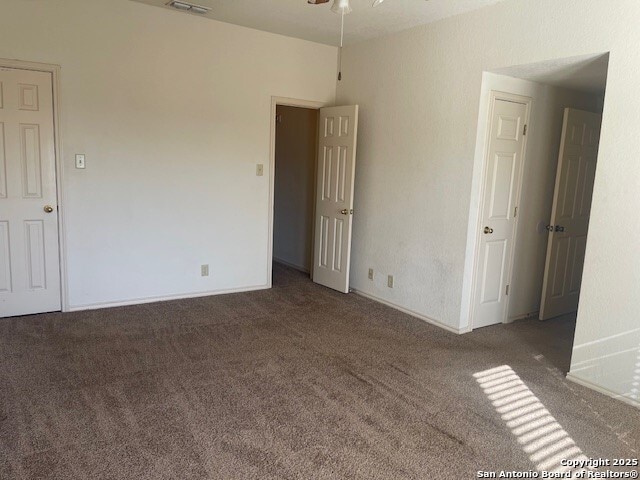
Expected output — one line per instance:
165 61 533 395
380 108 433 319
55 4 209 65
0 221 11 293
470 91 532 330
539 108 602 320
0 58 67 314
312 105 358 293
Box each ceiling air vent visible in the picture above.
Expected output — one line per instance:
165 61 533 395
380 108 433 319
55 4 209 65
166 1 211 14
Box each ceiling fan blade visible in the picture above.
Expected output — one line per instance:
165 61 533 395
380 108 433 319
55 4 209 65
308 0 331 4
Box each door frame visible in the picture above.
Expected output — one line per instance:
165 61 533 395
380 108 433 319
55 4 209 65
0 58 68 312
267 96 326 287
468 90 532 331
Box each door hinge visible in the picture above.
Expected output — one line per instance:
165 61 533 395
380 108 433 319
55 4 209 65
505 285 510 296
523 124 528 136
514 206 518 218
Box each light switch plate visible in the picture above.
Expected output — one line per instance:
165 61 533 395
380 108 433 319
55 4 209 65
387 275 394 288
75 154 86 169
256 164 264 176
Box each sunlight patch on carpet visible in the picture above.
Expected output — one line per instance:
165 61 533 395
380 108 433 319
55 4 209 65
474 365 593 477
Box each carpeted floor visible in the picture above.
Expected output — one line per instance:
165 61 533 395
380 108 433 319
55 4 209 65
0 263 638 479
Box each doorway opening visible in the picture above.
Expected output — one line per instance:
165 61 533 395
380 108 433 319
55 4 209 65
267 98 359 294
465 53 610 372
271 104 319 282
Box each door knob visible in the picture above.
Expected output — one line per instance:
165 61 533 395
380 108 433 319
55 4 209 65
484 226 494 234
554 225 565 233
340 209 349 215
546 225 554 232
44 205 54 213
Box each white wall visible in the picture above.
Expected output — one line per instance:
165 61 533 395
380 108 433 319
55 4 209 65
0 0 337 308
273 106 317 272
470 74 602 321
337 0 640 403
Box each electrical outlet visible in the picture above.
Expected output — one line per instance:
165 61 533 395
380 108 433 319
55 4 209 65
387 275 394 288
368 268 374 280
256 164 264 176
201 264 209 277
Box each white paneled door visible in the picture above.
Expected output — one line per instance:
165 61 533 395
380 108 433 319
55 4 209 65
539 108 601 320
473 96 529 329
313 105 358 293
0 68 61 317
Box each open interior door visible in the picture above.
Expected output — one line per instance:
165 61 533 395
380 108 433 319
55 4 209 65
312 105 358 293
539 108 602 320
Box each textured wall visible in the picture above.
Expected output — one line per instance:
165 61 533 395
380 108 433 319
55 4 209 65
0 0 337 308
337 0 640 402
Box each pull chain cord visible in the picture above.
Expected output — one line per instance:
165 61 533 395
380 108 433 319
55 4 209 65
338 10 344 81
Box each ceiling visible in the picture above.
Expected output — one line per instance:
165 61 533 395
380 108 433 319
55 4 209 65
493 54 610 94
130 0 507 45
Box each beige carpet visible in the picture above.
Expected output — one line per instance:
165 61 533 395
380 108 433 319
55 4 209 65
0 263 638 479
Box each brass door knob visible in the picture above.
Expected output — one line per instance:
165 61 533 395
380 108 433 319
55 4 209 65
44 205 54 213
484 226 494 234
340 209 349 215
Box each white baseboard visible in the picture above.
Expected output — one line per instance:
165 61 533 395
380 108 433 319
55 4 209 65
508 311 540 322
350 288 463 335
566 372 640 409
273 257 310 274
68 284 270 312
